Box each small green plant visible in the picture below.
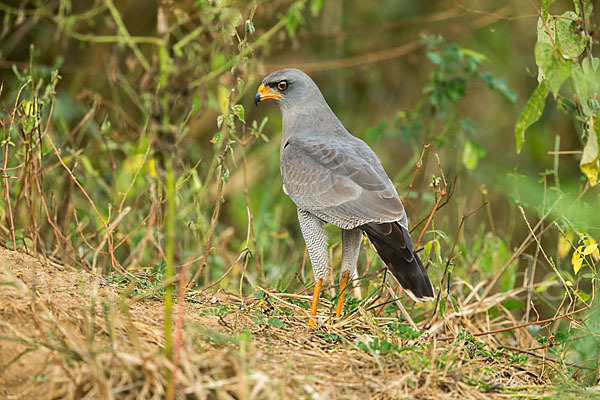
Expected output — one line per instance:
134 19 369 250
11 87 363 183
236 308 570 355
250 309 288 329
266 317 286 328
456 331 529 366
105 262 165 298
387 323 421 340
370 34 516 174
507 351 529 365
357 337 399 356
536 330 574 358
339 294 360 315
315 332 340 343
198 306 235 317
515 1 599 184
423 35 517 115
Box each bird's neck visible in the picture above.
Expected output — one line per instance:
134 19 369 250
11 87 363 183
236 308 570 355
280 102 346 143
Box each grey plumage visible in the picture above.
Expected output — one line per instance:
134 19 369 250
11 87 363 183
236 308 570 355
256 68 434 300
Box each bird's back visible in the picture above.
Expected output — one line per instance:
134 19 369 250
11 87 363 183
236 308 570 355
280 130 405 229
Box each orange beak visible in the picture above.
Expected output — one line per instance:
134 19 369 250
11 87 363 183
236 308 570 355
254 83 282 105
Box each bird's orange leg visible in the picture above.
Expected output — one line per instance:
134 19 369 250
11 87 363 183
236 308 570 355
335 272 350 317
308 279 323 328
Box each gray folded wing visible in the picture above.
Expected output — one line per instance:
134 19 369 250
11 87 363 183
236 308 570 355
280 135 406 229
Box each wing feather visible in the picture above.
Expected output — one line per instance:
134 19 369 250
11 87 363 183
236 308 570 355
281 135 404 229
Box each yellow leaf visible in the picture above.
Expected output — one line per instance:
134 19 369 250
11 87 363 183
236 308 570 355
583 243 598 256
217 85 230 115
122 154 144 174
147 158 157 178
586 236 600 261
571 245 583 266
580 116 599 186
558 233 573 260
580 161 599 186
573 258 583 274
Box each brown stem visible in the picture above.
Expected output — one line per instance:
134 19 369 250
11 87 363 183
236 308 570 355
435 305 591 341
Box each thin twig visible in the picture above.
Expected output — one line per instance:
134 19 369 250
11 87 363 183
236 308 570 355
578 0 592 60
518 205 573 303
240 124 262 282
44 132 123 273
436 305 591 341
415 154 449 248
480 195 563 300
426 202 488 328
2 80 30 250
404 143 431 203
547 150 581 155
188 83 235 288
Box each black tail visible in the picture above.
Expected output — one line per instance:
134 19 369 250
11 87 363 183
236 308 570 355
361 221 434 300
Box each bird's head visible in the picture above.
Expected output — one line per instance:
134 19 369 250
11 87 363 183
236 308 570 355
254 68 322 109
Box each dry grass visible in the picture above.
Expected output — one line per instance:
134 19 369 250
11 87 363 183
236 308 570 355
0 247 560 399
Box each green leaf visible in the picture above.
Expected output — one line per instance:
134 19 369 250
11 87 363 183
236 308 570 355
536 275 557 293
210 130 224 144
515 81 548 153
231 11 243 28
244 19 255 35
503 299 525 310
449 294 459 313
462 140 486 170
536 16 556 46
232 104 245 123
574 289 590 302
237 77 245 93
572 57 600 117
210 52 226 70
580 116 599 186
458 48 488 62
284 3 305 39
267 317 285 328
571 0 592 15
310 0 323 16
423 240 433 260
541 0 556 21
556 11 586 58
534 41 573 95
80 155 98 177
480 72 517 103
100 120 111 133
366 120 388 138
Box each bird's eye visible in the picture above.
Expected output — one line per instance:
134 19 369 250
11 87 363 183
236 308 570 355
277 81 288 91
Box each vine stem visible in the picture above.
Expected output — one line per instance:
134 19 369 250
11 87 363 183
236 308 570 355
578 0 592 60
